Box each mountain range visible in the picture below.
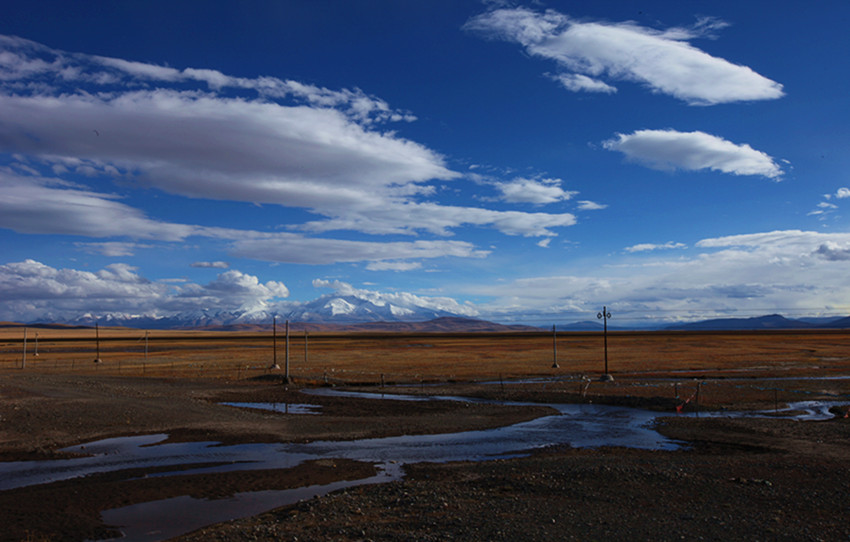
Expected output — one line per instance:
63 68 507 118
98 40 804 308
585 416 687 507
14 286 850 332
20 308 850 332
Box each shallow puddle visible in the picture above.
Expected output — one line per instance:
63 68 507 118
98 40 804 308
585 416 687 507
99 463 402 542
221 402 322 414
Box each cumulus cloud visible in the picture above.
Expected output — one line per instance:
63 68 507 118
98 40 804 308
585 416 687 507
814 242 850 261
0 34 577 242
836 187 850 199
495 177 577 204
0 259 289 321
466 8 783 105
603 129 784 179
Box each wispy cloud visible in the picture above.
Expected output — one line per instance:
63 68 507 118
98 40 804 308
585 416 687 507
365 261 423 272
75 242 150 257
550 73 616 94
625 241 686 253
191 261 230 269
603 129 784 179
466 8 783 105
0 35 576 242
577 200 607 211
0 171 489 265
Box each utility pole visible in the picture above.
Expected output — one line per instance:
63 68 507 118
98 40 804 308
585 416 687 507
94 322 102 364
285 319 290 382
551 324 559 368
270 316 280 370
21 327 27 369
597 306 613 381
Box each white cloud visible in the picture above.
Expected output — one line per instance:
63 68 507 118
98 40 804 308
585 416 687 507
836 187 850 199
0 259 289 321
537 238 551 248
577 200 607 211
0 171 198 240
625 241 686 253
466 8 783 105
365 261 423 272
495 177 577 204
298 202 576 237
471 230 850 324
0 34 579 242
203 269 289 299
0 171 491 265
603 129 784 179
550 73 616 94
191 261 230 269
229 233 489 264
75 242 148 257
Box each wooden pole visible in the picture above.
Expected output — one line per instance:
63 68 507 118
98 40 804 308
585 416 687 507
285 320 290 381
551 324 559 368
94 322 102 363
21 327 27 369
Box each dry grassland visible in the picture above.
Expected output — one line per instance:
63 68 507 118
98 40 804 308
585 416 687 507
1 325 849 411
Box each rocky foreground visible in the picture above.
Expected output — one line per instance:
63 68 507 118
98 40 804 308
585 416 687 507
180 416 850 542
1 374 849 541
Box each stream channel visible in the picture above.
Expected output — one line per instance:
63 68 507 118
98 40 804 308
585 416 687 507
0 389 844 541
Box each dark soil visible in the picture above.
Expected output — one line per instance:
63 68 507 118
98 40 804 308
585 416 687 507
1 374 849 541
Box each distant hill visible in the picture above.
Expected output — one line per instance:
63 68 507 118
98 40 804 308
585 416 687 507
665 314 829 331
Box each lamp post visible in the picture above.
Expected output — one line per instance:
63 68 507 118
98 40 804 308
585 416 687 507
597 306 613 381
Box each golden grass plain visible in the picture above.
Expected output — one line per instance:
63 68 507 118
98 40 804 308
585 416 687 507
1 325 849 411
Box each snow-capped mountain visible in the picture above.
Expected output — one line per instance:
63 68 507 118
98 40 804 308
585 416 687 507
56 293 473 329
282 294 461 324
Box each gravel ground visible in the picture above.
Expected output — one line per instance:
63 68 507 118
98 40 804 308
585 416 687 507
180 418 850 542
1 373 849 541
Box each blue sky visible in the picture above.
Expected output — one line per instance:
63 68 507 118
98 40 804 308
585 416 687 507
1 0 850 325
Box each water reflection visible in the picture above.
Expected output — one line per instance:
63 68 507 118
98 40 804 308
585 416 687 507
221 402 322 415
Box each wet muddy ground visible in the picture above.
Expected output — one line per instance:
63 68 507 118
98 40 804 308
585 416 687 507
1 373 849 541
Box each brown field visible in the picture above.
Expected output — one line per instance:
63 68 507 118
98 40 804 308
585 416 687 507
2 325 849 410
